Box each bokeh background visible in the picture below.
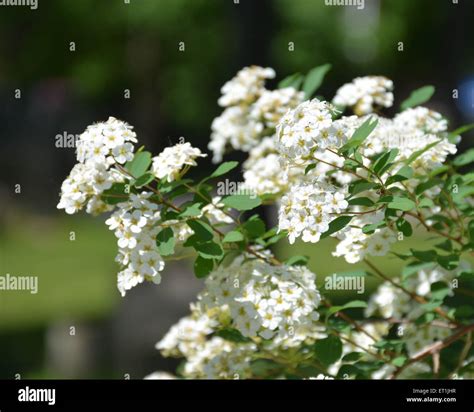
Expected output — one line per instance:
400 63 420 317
1 0 473 379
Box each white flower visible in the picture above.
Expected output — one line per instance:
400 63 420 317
209 67 303 162
151 142 206 182
112 142 135 164
365 263 469 321
218 66 275 107
156 309 218 358
278 181 347 245
199 254 321 342
57 117 136 216
333 76 394 115
57 162 123 215
332 211 396 264
105 192 165 297
250 87 305 128
276 99 346 165
76 116 137 165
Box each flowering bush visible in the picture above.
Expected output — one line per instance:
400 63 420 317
58 64 474 380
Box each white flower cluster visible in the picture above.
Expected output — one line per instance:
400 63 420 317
185 337 256 379
155 305 256 379
218 66 276 107
404 324 451 357
105 192 164 296
57 163 123 215
57 117 137 215
333 76 394 115
276 99 348 165
365 265 470 359
242 137 291 195
278 182 348 244
199 255 321 341
351 109 455 178
209 66 304 162
394 106 448 134
366 263 465 321
332 211 396 264
151 142 206 182
156 308 218 358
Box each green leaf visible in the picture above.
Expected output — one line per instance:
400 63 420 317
278 72 304 89
242 215 266 238
125 151 152 178
320 216 353 239
392 356 407 367
263 231 288 247
396 218 413 236
455 305 474 319
430 281 452 301
342 352 363 363
373 149 399 175
387 197 415 211
453 149 474 167
158 178 192 194
418 197 434 208
448 123 474 143
327 300 368 318
362 221 386 234
133 172 154 188
305 163 316 175
452 185 474 204
400 85 435 110
437 254 459 270
411 249 438 262
302 63 331 99
179 203 203 218
435 239 453 252
221 194 261 211
210 161 239 178
340 117 378 152
429 165 450 177
402 262 434 280
314 335 343 366
415 178 442 196
156 227 175 256
222 230 244 243
193 255 214 278
404 140 441 166
348 197 374 207
215 328 251 343
101 183 130 205
385 166 413 186
285 255 309 266
349 180 378 195
186 220 214 242
250 359 283 377
195 241 224 259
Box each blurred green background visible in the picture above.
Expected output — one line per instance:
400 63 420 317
0 0 473 379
